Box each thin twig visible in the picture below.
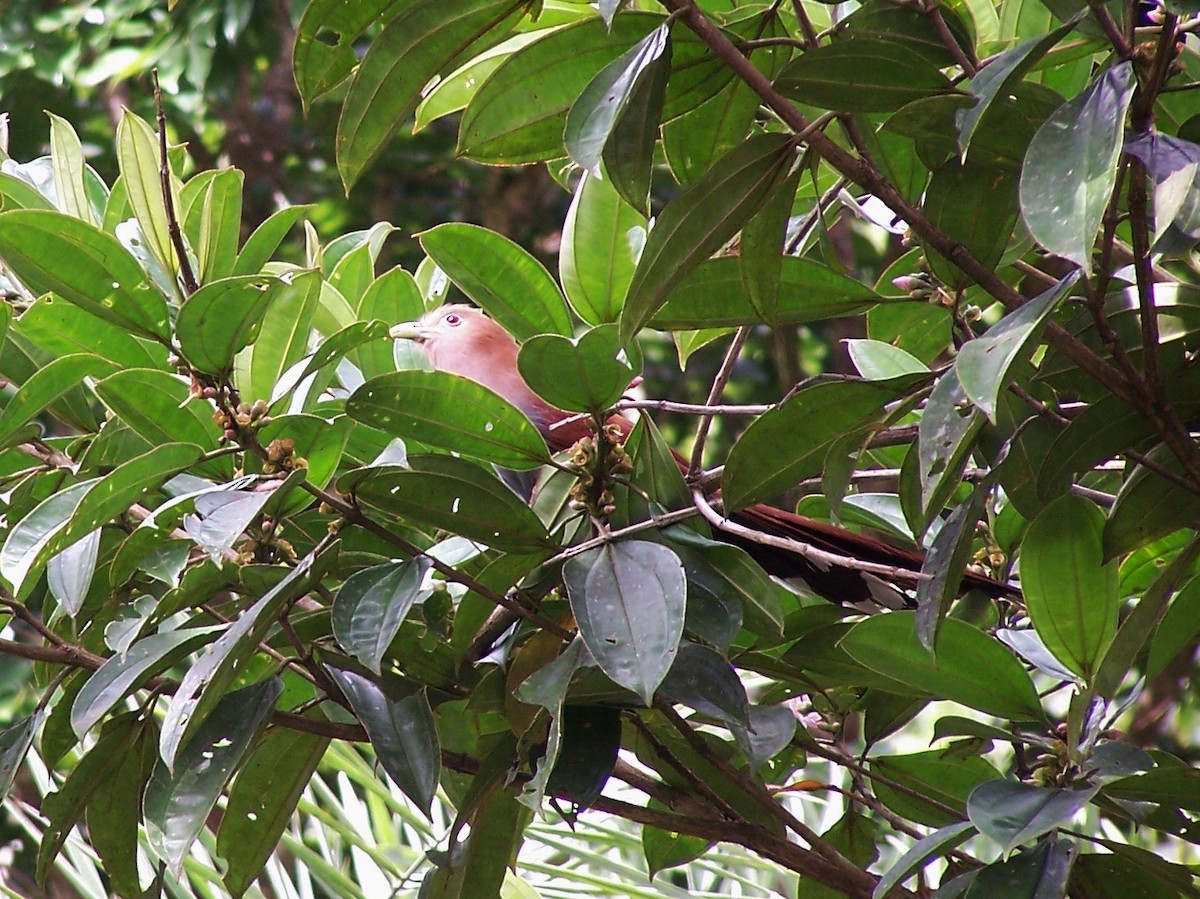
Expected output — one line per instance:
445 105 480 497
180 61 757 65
151 69 198 295
690 327 751 477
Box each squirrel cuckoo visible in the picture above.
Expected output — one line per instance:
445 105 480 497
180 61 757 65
389 304 1012 606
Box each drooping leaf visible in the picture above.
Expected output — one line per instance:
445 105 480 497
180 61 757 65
967 779 1098 854
659 640 749 727
293 0 410 107
326 666 441 814
145 679 283 872
0 713 41 801
1021 494 1118 680
1019 62 1136 270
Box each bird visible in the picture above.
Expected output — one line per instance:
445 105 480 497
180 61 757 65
388 304 1013 607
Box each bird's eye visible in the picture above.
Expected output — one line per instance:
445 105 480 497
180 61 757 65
444 313 462 326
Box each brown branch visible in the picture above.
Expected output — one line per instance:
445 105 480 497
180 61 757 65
152 70 199 296
690 327 751 477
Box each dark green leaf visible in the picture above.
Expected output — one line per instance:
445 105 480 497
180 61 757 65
349 455 551 550
333 558 433 673
731 704 797 768
660 640 749 726
159 554 321 768
218 725 331 898
1104 444 1200 558
724 377 922 510
326 666 441 813
176 275 283 374
956 273 1078 421
72 625 225 738
564 541 686 704
923 157 1019 289
0 354 117 449
913 369 983 536
336 0 526 189
1022 494 1118 680
145 679 283 871
840 613 1045 721
967 780 1098 853
547 706 622 810
459 14 663 164
620 133 796 342
962 840 1075 899
650 256 880 329
775 37 956 113
873 821 975 899
418 223 572 339
0 713 40 801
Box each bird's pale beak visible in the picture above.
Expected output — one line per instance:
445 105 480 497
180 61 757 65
389 321 428 342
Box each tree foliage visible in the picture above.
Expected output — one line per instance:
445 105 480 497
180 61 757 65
1 0 1200 897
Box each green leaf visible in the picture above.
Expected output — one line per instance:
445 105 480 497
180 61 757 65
117 109 180 280
36 714 144 884
847 340 929 379
459 13 662 164
0 172 55 211
738 164 801 325
349 455 551 550
235 268 322 405
0 713 40 801
967 780 1098 854
923 157 1019 289
546 706 622 811
233 204 314 275
47 112 96 224
415 32 544 131
962 841 1075 899
956 17 1080 158
724 377 922 510
840 613 1045 721
650 256 880 329
13 295 165 369
46 530 101 617
956 272 1078 421
1019 62 1136 270
0 209 170 340
176 275 283 374
0 354 117 449
564 26 669 175
146 678 283 872
159 554 321 768
358 267 425 377
775 37 956 113
346 370 550 469
1021 494 1118 680
564 541 686 704
559 170 647 325
517 324 637 413
620 134 796 342
912 369 984 536
599 33 670 215
660 640 749 727
187 168 244 282
333 558 433 673
84 716 157 899
326 666 441 813
336 0 527 190
293 0 410 107
72 625 225 738
1146 574 1200 680
1103 444 1200 558
873 821 975 899
870 749 999 827
218 725 331 899
0 442 202 596
418 223 572 339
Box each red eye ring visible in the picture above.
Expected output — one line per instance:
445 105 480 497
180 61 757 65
444 313 462 326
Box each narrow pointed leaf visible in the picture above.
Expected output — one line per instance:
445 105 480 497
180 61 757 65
326 667 441 813
620 134 794 342
117 110 180 278
47 112 96 224
0 354 117 449
1019 62 1136 270
177 275 283 374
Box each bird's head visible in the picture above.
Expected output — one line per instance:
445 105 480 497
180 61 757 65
389 304 521 380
